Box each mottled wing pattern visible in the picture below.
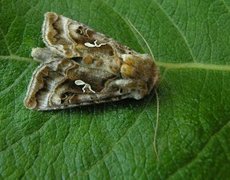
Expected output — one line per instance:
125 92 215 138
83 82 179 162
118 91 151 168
24 12 158 110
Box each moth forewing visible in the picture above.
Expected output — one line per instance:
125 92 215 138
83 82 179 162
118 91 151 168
24 12 158 110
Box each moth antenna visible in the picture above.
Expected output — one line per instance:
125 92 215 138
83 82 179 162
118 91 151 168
125 18 155 60
153 89 160 161
125 17 160 160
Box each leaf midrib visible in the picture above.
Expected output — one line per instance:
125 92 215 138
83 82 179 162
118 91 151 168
1 1 229 73
1 55 230 72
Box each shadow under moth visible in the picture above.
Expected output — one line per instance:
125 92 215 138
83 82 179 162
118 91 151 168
24 12 158 110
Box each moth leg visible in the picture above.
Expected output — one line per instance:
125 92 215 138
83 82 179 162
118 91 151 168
31 47 62 63
105 79 149 100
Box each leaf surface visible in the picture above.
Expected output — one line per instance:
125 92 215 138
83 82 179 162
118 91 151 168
0 0 230 179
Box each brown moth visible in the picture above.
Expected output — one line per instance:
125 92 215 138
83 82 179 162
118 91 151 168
24 12 158 110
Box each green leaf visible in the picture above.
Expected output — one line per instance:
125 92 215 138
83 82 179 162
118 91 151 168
0 0 230 179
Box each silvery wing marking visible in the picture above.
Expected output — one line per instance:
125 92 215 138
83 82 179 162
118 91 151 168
24 12 158 110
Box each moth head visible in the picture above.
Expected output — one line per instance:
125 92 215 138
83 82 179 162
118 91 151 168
120 54 158 94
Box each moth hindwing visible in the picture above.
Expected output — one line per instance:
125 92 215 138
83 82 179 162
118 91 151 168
24 12 158 110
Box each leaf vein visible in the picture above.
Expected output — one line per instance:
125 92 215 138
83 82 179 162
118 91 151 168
0 27 12 55
153 0 196 62
220 0 230 13
72 95 154 177
167 120 230 178
0 64 33 96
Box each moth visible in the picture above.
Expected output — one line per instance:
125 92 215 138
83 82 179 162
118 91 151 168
24 12 158 110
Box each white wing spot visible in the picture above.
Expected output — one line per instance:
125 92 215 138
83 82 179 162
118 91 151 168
75 80 95 93
84 40 106 48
